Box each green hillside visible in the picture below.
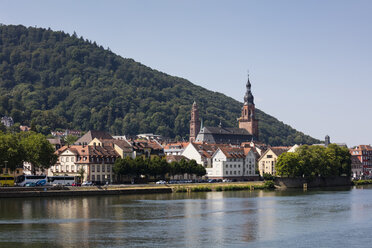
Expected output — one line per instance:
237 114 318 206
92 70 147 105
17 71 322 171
0 24 320 145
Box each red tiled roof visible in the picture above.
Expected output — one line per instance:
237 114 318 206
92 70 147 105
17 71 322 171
219 147 246 158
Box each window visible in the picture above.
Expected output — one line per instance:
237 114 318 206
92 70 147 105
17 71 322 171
61 157 64 162
267 155 272 158
234 164 236 168
230 164 232 168
71 157 74 162
66 157 69 162
66 165 69 172
92 175 95 181
234 171 236 175
107 165 110 172
97 165 100 172
97 175 100 181
92 165 95 172
102 165 105 172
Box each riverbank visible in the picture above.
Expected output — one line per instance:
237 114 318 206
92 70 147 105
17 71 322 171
0 181 268 198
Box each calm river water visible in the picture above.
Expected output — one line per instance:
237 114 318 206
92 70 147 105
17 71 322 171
1 186 372 248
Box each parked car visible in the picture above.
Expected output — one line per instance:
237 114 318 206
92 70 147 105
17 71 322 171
223 179 232 182
208 179 217 183
82 181 93 186
156 180 167 184
72 182 81 187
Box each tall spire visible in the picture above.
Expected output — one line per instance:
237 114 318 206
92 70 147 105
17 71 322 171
244 73 254 105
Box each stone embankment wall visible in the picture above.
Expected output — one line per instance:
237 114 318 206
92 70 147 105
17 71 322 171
275 176 351 189
0 186 172 198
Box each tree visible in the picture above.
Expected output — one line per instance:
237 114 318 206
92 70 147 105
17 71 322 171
276 144 352 179
0 123 6 133
77 167 85 183
65 135 78 145
20 132 57 174
0 132 25 171
276 152 300 177
0 24 321 146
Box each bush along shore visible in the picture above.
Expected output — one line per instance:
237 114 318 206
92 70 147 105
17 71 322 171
352 180 372 186
172 181 275 193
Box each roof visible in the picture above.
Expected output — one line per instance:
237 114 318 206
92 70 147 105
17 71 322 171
352 145 372 151
201 126 251 135
166 155 189 163
56 145 120 163
258 146 290 161
88 145 119 157
130 139 163 151
163 142 189 150
75 130 113 145
47 138 62 145
218 147 246 158
270 147 291 156
190 142 230 158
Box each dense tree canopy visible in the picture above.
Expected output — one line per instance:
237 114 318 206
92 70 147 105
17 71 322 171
276 144 351 179
0 24 320 145
113 157 206 181
0 131 57 173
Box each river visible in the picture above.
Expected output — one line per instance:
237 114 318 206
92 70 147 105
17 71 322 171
0 186 371 248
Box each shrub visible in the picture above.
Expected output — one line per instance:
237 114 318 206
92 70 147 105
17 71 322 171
215 186 223 191
174 187 187 193
190 186 212 192
263 180 275 189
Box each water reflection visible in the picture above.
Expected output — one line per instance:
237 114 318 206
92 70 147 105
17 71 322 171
0 186 371 247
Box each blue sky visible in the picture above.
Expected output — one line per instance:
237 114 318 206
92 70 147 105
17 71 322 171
1 0 371 146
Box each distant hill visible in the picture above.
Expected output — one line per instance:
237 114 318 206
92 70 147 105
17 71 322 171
0 24 320 146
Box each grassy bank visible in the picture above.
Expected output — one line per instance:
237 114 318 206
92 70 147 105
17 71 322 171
352 180 372 186
171 181 275 193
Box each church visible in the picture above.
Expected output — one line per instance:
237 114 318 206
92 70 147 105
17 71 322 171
189 75 259 145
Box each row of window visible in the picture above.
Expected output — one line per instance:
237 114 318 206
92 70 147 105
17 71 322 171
225 170 254 175
53 165 80 173
90 175 111 182
91 164 111 173
60 156 116 163
225 164 254 169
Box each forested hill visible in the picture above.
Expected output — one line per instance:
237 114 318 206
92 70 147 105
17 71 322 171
0 24 320 146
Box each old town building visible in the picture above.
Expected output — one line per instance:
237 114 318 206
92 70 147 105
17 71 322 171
350 145 372 176
49 144 120 184
209 146 257 180
258 147 291 176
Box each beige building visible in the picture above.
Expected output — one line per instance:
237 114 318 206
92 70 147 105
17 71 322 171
258 147 290 176
49 144 120 183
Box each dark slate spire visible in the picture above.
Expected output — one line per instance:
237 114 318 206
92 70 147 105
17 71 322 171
244 74 254 105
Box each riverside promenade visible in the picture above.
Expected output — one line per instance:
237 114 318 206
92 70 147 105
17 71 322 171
0 181 265 198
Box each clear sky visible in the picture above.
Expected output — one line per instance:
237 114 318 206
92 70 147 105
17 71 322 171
1 0 371 146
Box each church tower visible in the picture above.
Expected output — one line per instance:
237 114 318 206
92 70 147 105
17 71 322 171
238 75 259 139
189 101 201 142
